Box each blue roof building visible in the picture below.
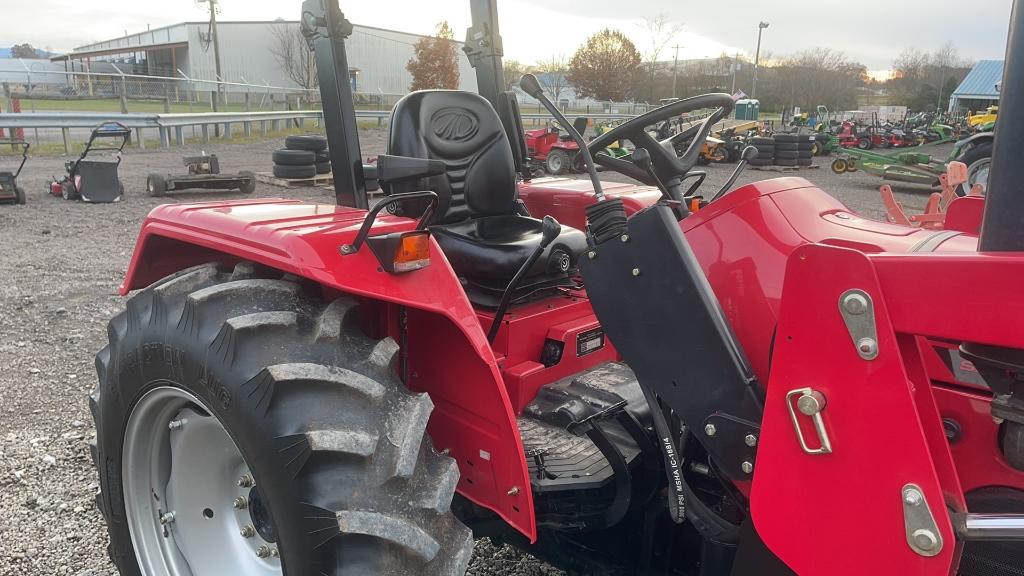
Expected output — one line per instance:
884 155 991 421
949 59 1003 111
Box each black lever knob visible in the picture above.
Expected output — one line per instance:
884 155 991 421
540 215 562 247
519 73 544 98
631 147 653 170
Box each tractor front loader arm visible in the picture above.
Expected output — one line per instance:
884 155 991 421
119 199 539 542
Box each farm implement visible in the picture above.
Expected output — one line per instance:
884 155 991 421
831 137 958 186
0 140 28 205
86 1 1024 575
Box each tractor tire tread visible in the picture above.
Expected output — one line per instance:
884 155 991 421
284 134 329 151
272 148 317 165
92 262 473 576
273 164 318 179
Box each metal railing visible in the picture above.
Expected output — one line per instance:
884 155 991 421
0 109 645 153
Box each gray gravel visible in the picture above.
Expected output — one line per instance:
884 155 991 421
0 131 947 575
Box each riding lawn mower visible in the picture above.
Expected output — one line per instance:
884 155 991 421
87 1 1024 575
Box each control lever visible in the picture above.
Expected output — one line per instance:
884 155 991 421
520 74 605 202
487 216 562 342
631 147 676 201
709 146 758 202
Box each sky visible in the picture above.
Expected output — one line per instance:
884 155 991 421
0 0 1014 74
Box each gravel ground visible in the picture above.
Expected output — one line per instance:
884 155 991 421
0 130 950 575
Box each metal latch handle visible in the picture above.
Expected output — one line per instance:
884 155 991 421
785 388 833 455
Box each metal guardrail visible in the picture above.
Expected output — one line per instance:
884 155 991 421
0 109 644 153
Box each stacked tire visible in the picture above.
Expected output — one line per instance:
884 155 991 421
749 137 774 167
272 134 330 179
772 133 813 167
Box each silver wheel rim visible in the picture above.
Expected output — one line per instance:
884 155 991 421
548 153 562 172
967 158 990 195
122 386 283 576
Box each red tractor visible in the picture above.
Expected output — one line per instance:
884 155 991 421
523 116 589 175
89 1 1024 575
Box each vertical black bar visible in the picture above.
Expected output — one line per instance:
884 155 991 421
979 0 1024 251
465 0 505 111
302 0 367 209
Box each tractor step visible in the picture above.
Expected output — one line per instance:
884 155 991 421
517 363 646 494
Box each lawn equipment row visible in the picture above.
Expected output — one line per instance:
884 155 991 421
86 1 1024 575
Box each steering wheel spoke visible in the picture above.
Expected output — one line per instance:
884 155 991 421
586 93 736 199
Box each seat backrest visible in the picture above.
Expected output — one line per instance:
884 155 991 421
387 90 517 225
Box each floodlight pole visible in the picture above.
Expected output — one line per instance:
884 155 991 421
751 21 769 99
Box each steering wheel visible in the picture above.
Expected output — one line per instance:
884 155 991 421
587 93 736 202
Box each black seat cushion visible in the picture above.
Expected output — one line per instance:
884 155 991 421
387 90 588 300
433 215 588 282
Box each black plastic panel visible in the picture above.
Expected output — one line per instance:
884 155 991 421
580 204 763 479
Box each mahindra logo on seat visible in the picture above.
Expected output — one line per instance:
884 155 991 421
431 108 479 142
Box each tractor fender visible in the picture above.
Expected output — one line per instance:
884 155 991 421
951 132 994 158
119 198 538 542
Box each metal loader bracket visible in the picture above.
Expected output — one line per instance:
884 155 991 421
839 289 879 360
902 483 943 557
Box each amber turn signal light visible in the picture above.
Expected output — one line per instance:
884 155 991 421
393 232 431 272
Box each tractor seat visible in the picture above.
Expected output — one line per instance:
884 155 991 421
387 90 587 307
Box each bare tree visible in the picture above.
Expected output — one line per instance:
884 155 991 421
503 60 526 90
536 55 569 104
269 24 318 90
638 14 683 102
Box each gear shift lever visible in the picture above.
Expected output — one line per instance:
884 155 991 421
487 215 562 342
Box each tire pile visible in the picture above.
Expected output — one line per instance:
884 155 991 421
772 133 814 167
748 137 775 167
272 134 331 179
747 134 814 168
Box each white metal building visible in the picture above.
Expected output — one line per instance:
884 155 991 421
50 21 477 95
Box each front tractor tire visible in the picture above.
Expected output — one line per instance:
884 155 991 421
91 262 473 576
545 148 572 175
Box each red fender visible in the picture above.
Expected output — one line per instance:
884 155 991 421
120 198 537 541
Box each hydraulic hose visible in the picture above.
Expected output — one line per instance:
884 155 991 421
641 385 687 524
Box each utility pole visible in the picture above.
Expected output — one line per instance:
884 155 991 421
731 51 739 94
751 21 769 99
209 0 223 109
936 64 947 112
671 44 682 99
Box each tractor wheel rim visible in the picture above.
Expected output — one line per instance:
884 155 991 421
122 386 283 576
549 155 562 172
967 158 991 194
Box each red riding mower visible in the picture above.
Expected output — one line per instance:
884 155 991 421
49 122 129 202
523 116 588 175
0 140 28 205
87 1 1024 575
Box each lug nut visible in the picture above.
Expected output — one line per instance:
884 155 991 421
237 474 254 488
587 251 597 260
270 547 280 558
159 511 176 525
744 434 758 447
234 496 248 510
741 461 754 474
858 337 878 357
904 488 923 507
912 529 938 551
632 267 641 276
240 525 256 538
704 424 717 437
168 419 185 430
842 293 868 315
256 545 272 558
620 234 630 242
